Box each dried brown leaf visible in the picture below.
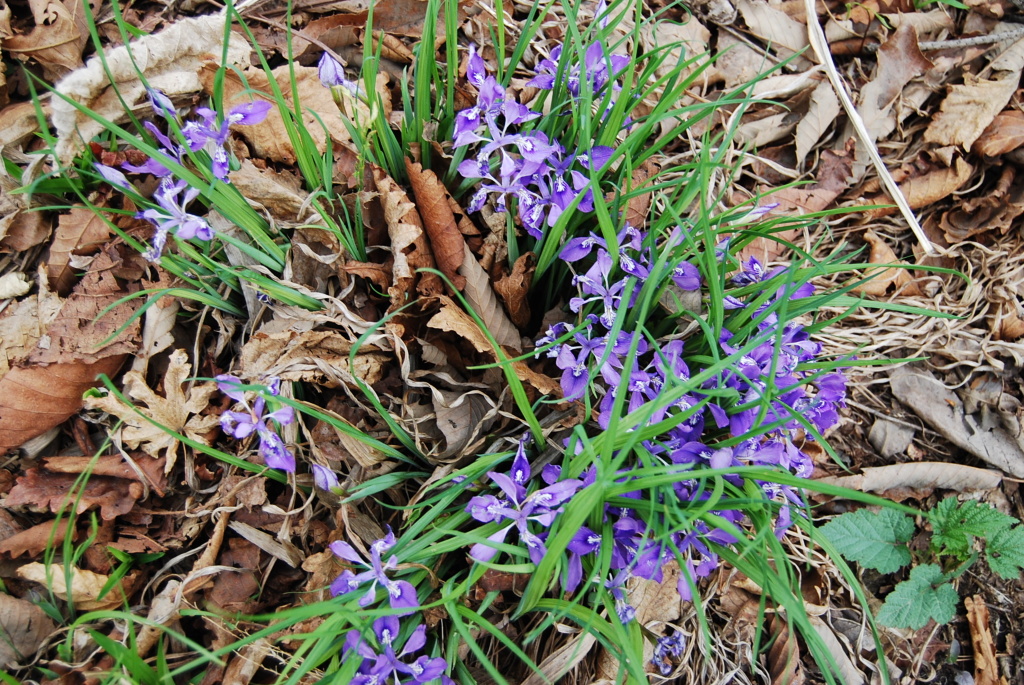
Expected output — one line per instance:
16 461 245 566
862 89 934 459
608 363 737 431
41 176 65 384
0 519 73 558
432 388 497 460
865 158 973 218
973 109 1024 157
851 229 915 296
227 160 310 222
405 160 466 289
624 161 661 229
43 454 167 495
493 253 535 330
459 243 520 351
0 250 141 449
83 350 218 473
47 206 112 295
519 633 598 685
795 80 841 164
965 596 1007 685
0 211 51 253
6 468 143 520
3 0 88 80
0 592 57 668
239 329 390 389
767 614 805 685
925 73 1021 149
817 462 1001 496
735 0 812 66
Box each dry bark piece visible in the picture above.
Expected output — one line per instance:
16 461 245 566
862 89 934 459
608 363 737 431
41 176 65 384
890 368 1024 477
46 206 112 295
0 250 141 450
964 596 1008 685
493 253 536 330
0 592 57 668
404 160 466 290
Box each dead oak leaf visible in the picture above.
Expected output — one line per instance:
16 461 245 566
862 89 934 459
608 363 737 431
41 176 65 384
84 349 219 473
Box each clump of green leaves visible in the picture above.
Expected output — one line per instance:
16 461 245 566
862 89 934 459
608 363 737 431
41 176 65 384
821 498 1024 629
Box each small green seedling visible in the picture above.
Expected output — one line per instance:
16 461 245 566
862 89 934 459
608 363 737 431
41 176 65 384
821 498 1024 629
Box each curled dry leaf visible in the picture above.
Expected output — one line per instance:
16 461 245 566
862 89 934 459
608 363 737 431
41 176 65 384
735 0 813 67
0 101 49 150
862 158 974 219
964 596 1005 685
6 467 144 520
240 329 390 389
83 349 219 473
0 272 30 300
405 160 466 290
373 166 442 307
47 205 112 295
807 616 864 685
227 160 310 222
924 34 1024 149
851 229 916 296
17 562 136 611
0 272 63 377
519 633 598 685
0 211 51 253
974 109 1024 157
817 461 1002 495
42 453 168 495
493 252 536 330
427 296 560 396
53 14 251 164
0 592 57 668
0 518 73 558
0 250 141 450
767 614 805 685
432 388 497 460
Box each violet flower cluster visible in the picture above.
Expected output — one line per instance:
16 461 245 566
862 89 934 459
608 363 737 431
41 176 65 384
344 616 453 685
216 375 296 473
452 44 624 238
329 527 419 614
94 90 271 261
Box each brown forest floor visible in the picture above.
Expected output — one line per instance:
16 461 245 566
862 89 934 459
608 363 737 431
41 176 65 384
1 0 1023 682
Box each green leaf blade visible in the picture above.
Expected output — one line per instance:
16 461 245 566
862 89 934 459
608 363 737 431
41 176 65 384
819 508 914 573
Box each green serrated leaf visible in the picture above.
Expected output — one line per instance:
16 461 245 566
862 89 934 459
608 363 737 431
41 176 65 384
929 498 1015 559
876 564 958 629
819 508 914 573
985 525 1024 580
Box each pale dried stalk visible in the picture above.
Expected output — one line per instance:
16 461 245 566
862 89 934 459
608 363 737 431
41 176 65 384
803 0 935 255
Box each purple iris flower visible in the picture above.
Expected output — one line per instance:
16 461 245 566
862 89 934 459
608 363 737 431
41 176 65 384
94 164 133 191
216 374 296 473
312 463 340 491
137 178 215 261
465 437 582 564
330 527 419 615
344 616 454 685
652 629 686 676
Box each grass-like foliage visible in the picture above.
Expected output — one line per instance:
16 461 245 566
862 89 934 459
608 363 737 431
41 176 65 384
16 0 982 682
821 498 1024 629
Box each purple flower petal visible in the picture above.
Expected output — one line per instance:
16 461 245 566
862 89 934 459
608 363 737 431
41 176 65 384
312 464 340 491
259 430 295 472
330 540 365 565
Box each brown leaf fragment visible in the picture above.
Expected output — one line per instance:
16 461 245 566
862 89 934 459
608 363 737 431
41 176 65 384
405 160 466 290
767 614 805 685
47 206 112 295
817 461 1002 495
965 596 1008 685
459 243 521 351
624 161 661 228
851 229 916 296
373 166 442 306
432 388 496 460
0 592 57 668
42 454 167 496
239 329 390 389
925 73 1021 149
3 0 88 80
0 211 51 253
6 468 143 520
227 160 310 222
974 110 1024 157
0 518 73 558
493 253 536 329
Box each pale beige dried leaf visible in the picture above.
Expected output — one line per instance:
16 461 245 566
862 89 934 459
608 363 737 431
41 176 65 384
130 294 179 375
0 211 51 252
735 111 796 148
0 592 56 668
227 160 310 222
53 14 251 163
0 101 46 150
807 617 864 685
4 0 87 80
817 462 1002 493
17 562 132 611
735 0 813 66
519 633 598 685
795 80 841 163
83 349 219 473
0 272 30 299
222 638 272 685
374 167 442 304
631 561 682 626
965 596 1003 685
924 73 1020 149
432 388 497 460
239 329 389 389
459 243 520 351
228 521 304 568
